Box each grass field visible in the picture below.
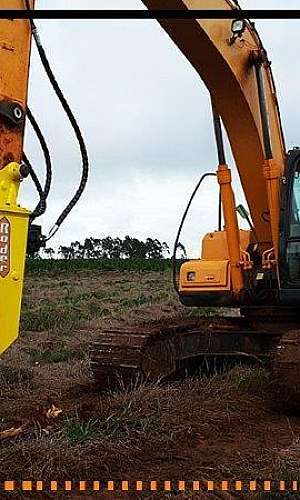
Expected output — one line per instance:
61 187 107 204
1 264 300 498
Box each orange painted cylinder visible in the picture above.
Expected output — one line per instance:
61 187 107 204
263 159 280 260
217 165 243 295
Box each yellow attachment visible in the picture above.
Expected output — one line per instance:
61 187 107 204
0 162 30 354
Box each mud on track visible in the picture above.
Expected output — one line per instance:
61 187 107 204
1 269 300 498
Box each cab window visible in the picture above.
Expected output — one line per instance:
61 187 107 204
287 163 300 280
290 166 300 237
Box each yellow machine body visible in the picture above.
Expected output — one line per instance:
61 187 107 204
180 229 251 297
0 163 30 354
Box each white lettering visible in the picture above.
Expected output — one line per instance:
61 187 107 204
0 222 9 235
0 219 10 276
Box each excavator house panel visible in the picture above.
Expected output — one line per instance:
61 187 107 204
179 260 230 291
201 230 251 261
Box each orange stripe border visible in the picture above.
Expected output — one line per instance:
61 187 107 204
2 480 299 493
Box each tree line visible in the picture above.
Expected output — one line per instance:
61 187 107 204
43 236 187 260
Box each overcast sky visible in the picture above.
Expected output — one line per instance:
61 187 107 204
21 1 300 256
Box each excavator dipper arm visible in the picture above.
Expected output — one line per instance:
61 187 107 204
0 0 34 354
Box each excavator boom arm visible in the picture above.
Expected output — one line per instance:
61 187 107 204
143 0 286 250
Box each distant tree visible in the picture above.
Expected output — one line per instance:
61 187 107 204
43 247 55 259
83 238 95 259
89 238 102 259
58 235 173 260
73 241 82 259
176 242 187 259
58 245 74 260
145 238 169 259
109 237 123 259
27 251 41 260
101 236 123 259
121 236 147 259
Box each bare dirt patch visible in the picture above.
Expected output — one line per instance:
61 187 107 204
1 269 300 498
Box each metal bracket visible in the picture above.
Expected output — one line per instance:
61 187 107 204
0 100 25 126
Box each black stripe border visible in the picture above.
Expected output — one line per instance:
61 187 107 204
0 9 300 20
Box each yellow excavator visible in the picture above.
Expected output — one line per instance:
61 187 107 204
0 1 299 390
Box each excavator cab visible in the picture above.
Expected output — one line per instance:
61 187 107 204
279 148 300 305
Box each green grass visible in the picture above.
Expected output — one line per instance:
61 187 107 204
21 304 87 333
27 347 84 365
0 365 33 386
63 418 100 443
63 396 169 445
228 366 270 394
21 272 180 333
3 265 299 488
26 258 178 275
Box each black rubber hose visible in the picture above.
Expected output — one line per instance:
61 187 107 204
25 0 89 239
26 107 52 220
22 152 46 220
210 98 225 231
172 172 217 295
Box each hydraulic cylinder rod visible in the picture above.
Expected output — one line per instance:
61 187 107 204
211 98 225 232
255 56 280 259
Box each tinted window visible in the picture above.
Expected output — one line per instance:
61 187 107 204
290 165 300 237
287 162 300 280
287 241 300 280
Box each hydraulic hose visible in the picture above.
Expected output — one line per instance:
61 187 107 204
25 107 52 220
172 172 217 294
25 0 89 240
23 152 45 213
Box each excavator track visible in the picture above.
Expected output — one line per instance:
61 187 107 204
89 318 281 390
90 327 177 390
240 308 300 413
271 330 300 413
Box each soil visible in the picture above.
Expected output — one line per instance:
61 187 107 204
271 329 300 414
1 269 300 498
